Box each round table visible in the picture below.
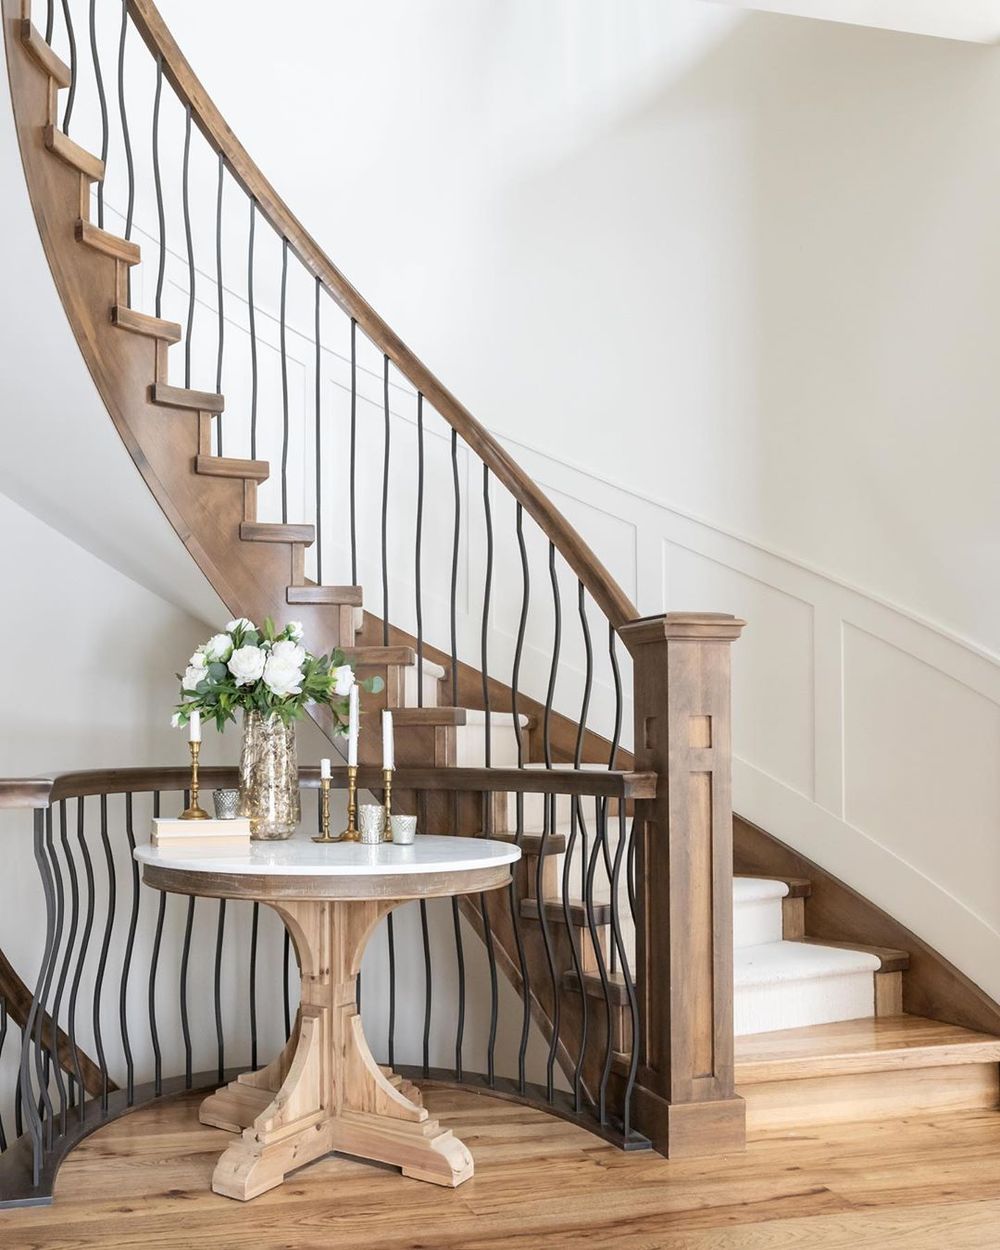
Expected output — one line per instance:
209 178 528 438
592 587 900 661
135 834 520 1201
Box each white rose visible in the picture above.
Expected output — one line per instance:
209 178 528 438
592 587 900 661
286 621 304 641
182 665 206 692
262 654 304 698
204 633 233 662
226 617 255 634
333 665 355 696
271 640 306 667
189 650 208 669
228 644 267 686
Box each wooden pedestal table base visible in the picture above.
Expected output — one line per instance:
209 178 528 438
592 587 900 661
135 834 520 1201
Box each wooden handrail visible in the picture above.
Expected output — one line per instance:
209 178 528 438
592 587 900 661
125 0 639 631
0 765 656 809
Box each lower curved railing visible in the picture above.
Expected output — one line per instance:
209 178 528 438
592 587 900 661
0 765 654 1207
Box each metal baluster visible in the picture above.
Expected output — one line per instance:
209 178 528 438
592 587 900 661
44 0 53 43
68 798 95 1120
119 793 139 1106
152 55 165 319
0 997 7 1151
88 0 109 227
510 502 532 1092
349 318 357 584
479 469 499 1085
179 897 195 1088
283 929 291 1041
381 355 390 645
314 277 322 582
18 813 49 1183
577 586 593 899
60 0 77 133
279 237 289 522
214 901 226 1083
116 0 134 300
481 465 493 762
451 897 465 1079
415 393 425 704
538 543 563 1099
587 799 615 1125
52 801 81 1118
32 812 57 1144
450 429 460 706
148 790 165 1097
215 153 225 455
419 898 431 1079
182 105 195 388
249 901 260 1069
386 914 396 1068
93 796 115 1112
611 806 640 1139
248 199 258 458
42 806 68 1130
604 628 623 974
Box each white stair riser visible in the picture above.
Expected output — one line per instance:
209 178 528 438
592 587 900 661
402 664 442 709
735 972 875 1036
734 895 785 950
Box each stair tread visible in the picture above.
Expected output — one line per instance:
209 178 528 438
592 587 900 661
112 305 182 343
240 522 314 545
561 969 630 1003
735 1015 1000 1084
797 937 909 972
195 455 270 481
44 125 105 181
287 584 363 606
735 940 882 987
736 872 812 898
393 708 530 727
520 896 612 926
733 877 791 904
75 220 141 264
150 382 225 413
492 831 567 856
20 20 72 88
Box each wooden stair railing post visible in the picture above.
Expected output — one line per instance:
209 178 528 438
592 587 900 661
619 612 747 1158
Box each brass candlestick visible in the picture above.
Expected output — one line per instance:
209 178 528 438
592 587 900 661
336 765 360 842
383 768 393 841
312 775 336 844
179 740 210 820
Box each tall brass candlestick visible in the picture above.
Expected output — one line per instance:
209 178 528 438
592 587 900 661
383 768 393 841
179 740 210 820
312 775 336 843
337 765 359 842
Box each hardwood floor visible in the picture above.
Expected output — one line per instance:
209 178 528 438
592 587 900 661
2 1088 999 1248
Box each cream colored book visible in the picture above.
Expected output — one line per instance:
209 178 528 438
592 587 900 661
151 817 251 845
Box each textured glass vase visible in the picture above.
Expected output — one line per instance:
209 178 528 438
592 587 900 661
238 711 301 840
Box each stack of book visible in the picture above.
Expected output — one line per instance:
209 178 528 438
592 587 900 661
151 817 251 848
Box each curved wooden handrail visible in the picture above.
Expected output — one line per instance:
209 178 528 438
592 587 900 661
0 765 656 809
125 0 639 631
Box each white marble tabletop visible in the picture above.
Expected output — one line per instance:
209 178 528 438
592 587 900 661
135 832 520 877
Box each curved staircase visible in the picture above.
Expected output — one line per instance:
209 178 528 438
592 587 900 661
1 0 999 1206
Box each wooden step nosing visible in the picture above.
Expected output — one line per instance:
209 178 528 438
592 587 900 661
797 937 909 972
150 382 225 413
240 523 315 546
44 124 105 181
340 646 418 668
111 305 182 343
195 455 270 482
520 898 612 927
20 20 72 88
736 1039 1000 1085
286 584 364 606
75 219 141 264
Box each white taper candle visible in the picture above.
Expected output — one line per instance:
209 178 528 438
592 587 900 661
189 710 201 743
382 709 394 771
320 757 331 780
347 685 359 767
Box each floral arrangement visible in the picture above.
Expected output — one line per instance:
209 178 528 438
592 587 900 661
173 617 381 733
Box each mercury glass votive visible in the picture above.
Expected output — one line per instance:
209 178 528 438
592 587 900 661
213 788 240 820
358 804 386 845
389 814 417 845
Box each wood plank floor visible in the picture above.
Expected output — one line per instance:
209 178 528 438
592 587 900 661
2 1088 1000 1248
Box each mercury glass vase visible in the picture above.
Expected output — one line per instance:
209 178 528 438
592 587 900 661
237 711 301 840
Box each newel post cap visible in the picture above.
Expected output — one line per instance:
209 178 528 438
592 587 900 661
618 612 747 650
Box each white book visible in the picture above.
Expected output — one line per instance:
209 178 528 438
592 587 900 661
151 817 251 844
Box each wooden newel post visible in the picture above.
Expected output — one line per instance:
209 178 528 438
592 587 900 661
619 612 747 1158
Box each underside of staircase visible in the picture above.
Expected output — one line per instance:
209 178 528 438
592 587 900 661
4 0 1000 1185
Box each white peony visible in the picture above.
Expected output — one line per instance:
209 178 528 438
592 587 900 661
228 644 267 686
226 617 255 634
271 639 306 667
182 665 206 692
204 633 233 662
262 654 304 698
333 665 355 696
189 650 208 669
286 621 304 641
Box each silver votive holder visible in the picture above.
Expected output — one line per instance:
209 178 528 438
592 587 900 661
389 814 417 845
213 788 240 820
358 803 386 845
